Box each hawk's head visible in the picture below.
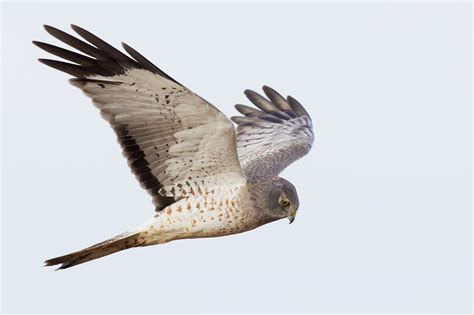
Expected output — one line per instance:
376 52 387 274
268 177 299 224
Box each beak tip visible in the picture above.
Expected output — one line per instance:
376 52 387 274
287 207 297 224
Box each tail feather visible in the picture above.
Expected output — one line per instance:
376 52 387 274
44 231 147 270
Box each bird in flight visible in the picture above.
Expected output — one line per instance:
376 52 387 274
35 25 315 269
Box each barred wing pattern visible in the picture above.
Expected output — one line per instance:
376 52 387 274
232 86 314 179
35 25 245 211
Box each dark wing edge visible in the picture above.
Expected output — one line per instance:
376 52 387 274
33 24 181 84
231 86 314 178
34 25 182 211
232 86 311 122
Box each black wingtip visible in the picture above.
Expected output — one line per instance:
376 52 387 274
43 24 59 35
37 58 93 77
70 24 91 38
262 85 291 111
235 104 264 117
230 116 240 123
121 42 131 50
33 40 51 50
287 95 310 117
262 85 279 96
70 24 90 34
70 24 81 34
244 89 280 112
121 41 181 85
231 116 253 124
243 89 253 96
38 24 182 84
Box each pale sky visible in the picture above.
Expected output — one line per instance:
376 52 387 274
2 1 471 313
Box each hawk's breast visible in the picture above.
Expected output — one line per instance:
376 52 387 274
147 184 258 243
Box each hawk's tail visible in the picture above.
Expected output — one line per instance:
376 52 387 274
44 230 147 270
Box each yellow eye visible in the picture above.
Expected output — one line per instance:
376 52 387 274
281 199 290 207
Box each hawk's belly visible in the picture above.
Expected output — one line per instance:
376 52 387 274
144 187 260 243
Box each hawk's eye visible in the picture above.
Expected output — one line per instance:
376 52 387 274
281 199 290 207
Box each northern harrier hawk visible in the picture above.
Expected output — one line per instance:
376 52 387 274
35 25 315 269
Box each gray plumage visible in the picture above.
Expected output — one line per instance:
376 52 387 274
35 25 315 269
232 85 314 179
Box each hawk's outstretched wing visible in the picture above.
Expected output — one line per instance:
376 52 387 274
231 86 314 179
35 25 246 211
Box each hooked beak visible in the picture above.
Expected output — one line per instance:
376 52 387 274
287 206 297 224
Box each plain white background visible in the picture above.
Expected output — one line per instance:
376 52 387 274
1 1 472 313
